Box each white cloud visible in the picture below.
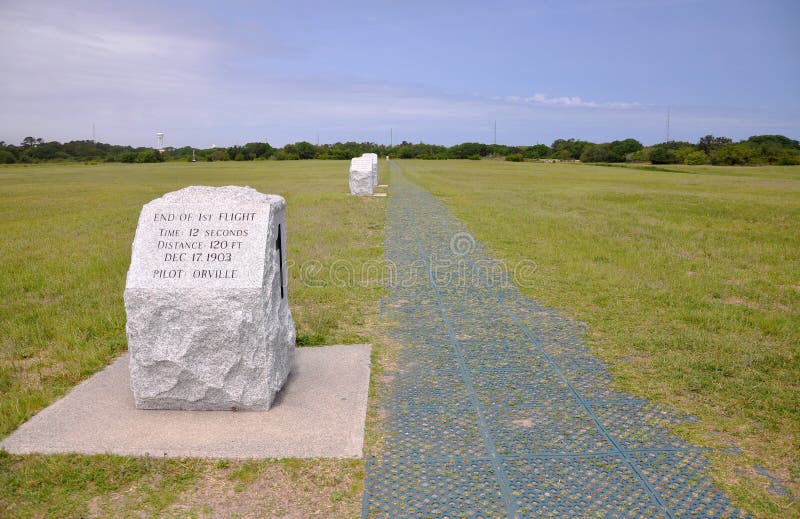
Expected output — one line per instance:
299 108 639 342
0 3 220 99
501 93 641 110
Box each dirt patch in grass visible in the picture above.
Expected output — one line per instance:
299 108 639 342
165 460 363 518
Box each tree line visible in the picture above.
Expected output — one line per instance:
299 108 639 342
1 134 798 166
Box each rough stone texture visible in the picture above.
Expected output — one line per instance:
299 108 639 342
349 157 374 195
363 153 379 186
124 186 295 410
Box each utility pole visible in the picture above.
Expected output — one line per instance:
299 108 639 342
390 128 393 147
493 120 497 145
92 123 95 143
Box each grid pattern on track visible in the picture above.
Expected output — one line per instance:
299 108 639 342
363 164 748 518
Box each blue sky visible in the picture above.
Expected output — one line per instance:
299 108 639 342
1 0 798 148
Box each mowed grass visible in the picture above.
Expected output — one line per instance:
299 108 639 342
0 160 384 517
402 160 800 517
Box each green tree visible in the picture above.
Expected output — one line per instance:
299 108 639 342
711 144 754 165
551 139 592 160
697 134 733 154
775 150 800 165
489 144 518 157
580 144 612 163
744 134 799 150
119 152 137 163
395 143 416 159
521 144 551 159
579 141 634 163
449 142 489 159
609 138 643 158
21 136 42 148
0 150 15 164
289 141 316 159
243 142 274 159
227 145 242 160
212 148 229 161
28 141 63 160
273 149 299 160
627 148 650 162
684 150 708 165
743 135 800 164
673 146 697 164
62 140 102 159
135 149 163 163
649 145 677 164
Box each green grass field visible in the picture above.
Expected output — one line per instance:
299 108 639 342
0 161 386 517
1 159 798 517
401 159 799 517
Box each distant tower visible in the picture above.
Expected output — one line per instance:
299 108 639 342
666 108 671 143
156 133 165 151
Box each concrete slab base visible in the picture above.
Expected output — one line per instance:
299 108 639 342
0 344 371 459
371 193 387 197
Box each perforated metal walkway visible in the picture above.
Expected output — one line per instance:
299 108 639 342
362 163 748 518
